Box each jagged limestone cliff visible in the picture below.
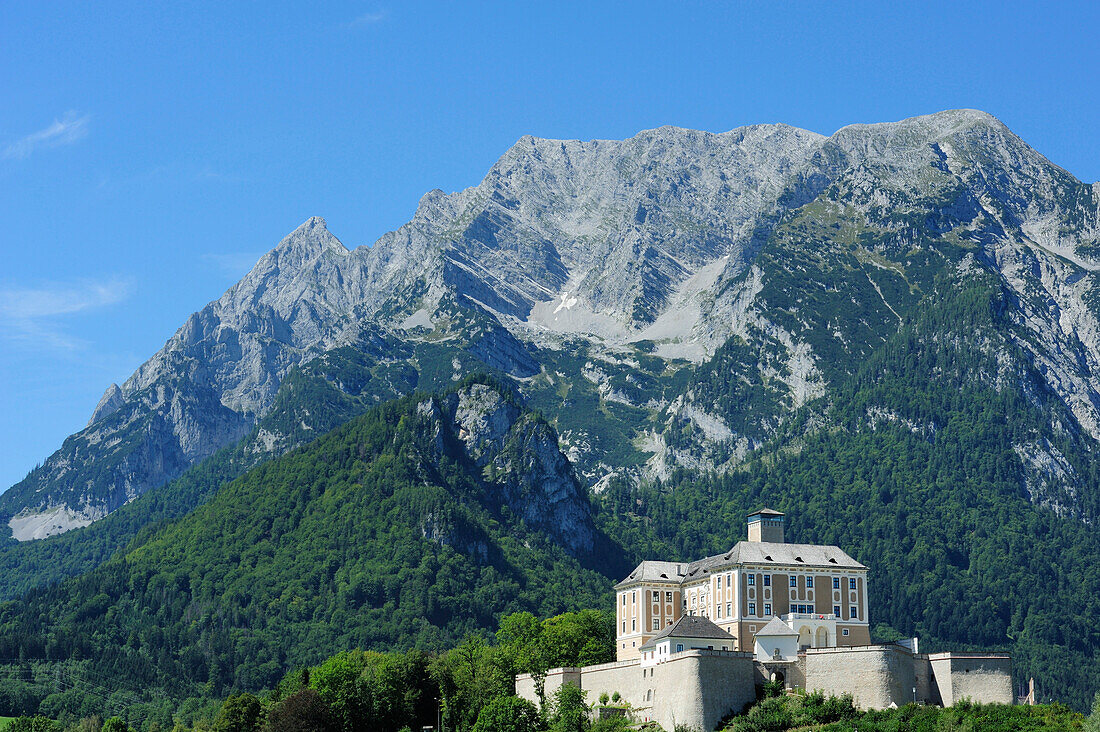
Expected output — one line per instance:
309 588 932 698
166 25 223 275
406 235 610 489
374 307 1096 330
4 109 1100 540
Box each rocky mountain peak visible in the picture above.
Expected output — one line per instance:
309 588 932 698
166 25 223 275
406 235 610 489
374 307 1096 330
8 109 1100 545
87 383 124 427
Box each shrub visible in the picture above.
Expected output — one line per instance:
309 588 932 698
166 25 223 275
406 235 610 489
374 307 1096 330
472 695 542 732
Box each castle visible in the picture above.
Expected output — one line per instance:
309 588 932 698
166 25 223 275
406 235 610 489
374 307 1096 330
517 510 1013 730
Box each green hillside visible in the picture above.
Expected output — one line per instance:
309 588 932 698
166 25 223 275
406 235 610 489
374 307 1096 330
0 379 619 713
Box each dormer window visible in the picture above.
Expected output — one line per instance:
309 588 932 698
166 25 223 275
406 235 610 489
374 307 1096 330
794 556 804 563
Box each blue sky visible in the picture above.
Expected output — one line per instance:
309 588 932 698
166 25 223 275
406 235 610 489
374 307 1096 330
1 1 1098 492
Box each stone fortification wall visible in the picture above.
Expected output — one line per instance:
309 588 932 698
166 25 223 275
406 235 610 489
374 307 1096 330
927 653 1013 706
516 666 583 704
804 645 917 709
517 647 1014 726
661 651 756 730
517 651 755 731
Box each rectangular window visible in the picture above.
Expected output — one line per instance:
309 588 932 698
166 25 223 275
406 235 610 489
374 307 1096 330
622 594 627 605
717 576 722 590
843 628 850 637
676 644 684 652
833 606 841 617
763 574 771 587
716 605 722 619
727 602 732 616
764 603 772 616
833 577 840 589
653 590 659 602
850 606 858 619
806 576 814 588
849 578 856 590
633 590 637 602
747 574 755 586
622 622 626 633
748 602 756 615
666 591 673 602
790 576 797 587
631 619 636 631
653 618 660 630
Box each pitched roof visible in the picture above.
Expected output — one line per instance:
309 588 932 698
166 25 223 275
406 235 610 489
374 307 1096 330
733 541 865 569
617 540 865 587
614 560 684 588
640 615 734 649
748 508 785 517
754 617 799 637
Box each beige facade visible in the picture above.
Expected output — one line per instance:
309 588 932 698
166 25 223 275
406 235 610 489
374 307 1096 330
615 510 870 660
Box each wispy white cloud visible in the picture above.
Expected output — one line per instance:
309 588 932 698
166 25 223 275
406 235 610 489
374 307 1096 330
4 111 90 160
0 277 131 350
202 252 263 278
346 9 387 27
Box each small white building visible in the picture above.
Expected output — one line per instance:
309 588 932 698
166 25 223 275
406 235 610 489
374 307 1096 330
753 617 800 662
639 615 736 667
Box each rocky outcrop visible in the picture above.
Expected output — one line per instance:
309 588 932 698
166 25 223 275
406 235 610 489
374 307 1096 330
7 109 1100 538
439 383 597 556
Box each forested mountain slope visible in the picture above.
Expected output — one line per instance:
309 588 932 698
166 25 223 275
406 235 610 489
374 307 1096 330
0 379 619 703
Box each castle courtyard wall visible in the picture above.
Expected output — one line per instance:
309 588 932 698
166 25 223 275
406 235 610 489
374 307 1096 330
927 653 1013 706
519 646 1014 725
803 645 917 709
517 651 756 731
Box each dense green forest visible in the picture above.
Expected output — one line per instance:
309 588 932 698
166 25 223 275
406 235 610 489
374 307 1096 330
2 610 1095 731
0 379 618 718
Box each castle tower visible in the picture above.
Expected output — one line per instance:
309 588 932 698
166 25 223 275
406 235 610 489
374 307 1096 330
747 508 785 543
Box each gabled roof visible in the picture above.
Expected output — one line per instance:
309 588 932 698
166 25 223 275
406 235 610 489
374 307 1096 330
614 560 683 588
733 541 865 569
640 615 734 649
754 617 799 637
617 540 865 588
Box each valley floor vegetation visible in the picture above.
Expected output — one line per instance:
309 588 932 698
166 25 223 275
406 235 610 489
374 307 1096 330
3 609 1100 732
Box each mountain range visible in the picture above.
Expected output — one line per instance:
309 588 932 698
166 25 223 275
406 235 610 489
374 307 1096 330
2 109 1100 710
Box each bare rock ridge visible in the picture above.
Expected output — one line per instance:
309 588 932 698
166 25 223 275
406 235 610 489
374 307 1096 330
4 108 1100 540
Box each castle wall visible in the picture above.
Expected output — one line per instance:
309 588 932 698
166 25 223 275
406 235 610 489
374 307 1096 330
803 645 917 709
517 651 755 731
652 651 756 730
927 653 1013 706
516 666 582 704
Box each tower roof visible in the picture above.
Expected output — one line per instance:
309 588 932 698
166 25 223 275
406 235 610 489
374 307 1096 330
748 508 784 518
754 617 799 637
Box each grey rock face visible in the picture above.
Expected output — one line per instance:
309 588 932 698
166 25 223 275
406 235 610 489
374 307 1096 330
7 109 1100 538
441 383 596 556
87 383 123 427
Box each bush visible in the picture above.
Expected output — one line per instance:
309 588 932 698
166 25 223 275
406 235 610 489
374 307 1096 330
550 684 589 732
472 695 542 732
7 717 61 732
212 693 262 732
263 689 336 732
